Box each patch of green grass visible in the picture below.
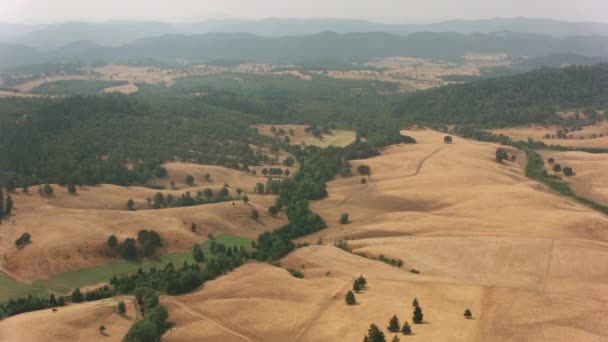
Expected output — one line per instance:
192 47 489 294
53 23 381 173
0 252 193 304
201 234 253 254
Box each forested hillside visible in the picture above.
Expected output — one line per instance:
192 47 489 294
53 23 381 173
393 64 608 125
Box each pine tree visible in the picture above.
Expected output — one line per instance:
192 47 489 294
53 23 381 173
401 321 412 335
353 280 362 293
192 244 205 262
388 314 400 332
367 324 386 342
391 335 400 342
413 305 424 324
345 290 357 305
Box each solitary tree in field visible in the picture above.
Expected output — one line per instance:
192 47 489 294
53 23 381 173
126 198 135 211
361 178 367 184
563 167 574 176
99 325 106 335
185 175 195 186
548 157 555 164
444 136 453 144
250 209 259 220
401 321 412 335
357 164 371 176
339 213 349 224
242 195 249 203
388 314 401 332
552 164 562 172
345 290 357 305
118 301 126 315
464 309 472 319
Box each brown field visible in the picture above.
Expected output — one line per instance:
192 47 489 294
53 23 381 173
539 150 608 205
253 124 356 147
307 56 512 91
0 296 138 341
0 90 43 98
492 122 608 149
0 163 286 280
158 129 608 341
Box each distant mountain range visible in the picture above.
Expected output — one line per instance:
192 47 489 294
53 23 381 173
1 17 608 51
2 30 608 70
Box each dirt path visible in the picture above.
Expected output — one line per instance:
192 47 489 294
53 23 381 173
291 276 355 342
407 145 452 177
163 298 254 342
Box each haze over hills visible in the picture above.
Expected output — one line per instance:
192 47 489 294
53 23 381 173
2 17 608 50
2 30 608 70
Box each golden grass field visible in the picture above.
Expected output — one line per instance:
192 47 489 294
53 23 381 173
492 121 608 149
2 129 607 341
539 150 608 206
0 163 286 281
253 124 356 148
157 129 608 342
0 296 138 341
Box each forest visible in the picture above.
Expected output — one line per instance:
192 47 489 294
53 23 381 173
394 64 608 125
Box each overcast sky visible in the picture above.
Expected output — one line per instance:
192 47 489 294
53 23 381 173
2 0 607 24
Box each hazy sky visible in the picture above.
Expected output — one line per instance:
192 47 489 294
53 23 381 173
2 0 607 24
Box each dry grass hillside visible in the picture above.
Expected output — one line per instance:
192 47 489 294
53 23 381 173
539 150 608 206
0 163 286 280
0 296 138 341
492 121 608 149
253 124 356 148
158 129 608 342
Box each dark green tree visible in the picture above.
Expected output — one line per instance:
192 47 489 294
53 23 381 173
42 184 54 197
71 288 83 303
553 164 562 172
268 206 278 217
107 235 118 248
242 195 249 203
345 290 357 305
495 148 509 163
401 321 412 335
190 223 197 232
4 194 12 217
126 198 135 211
118 301 126 315
367 324 386 342
357 164 371 176
185 175 195 186
563 167 574 176
464 309 472 319
192 244 205 262
413 305 424 324
339 213 349 224
388 314 401 332
68 184 77 194
250 209 260 220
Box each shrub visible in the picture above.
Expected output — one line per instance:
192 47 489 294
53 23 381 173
185 175 194 186
464 308 472 319
126 198 135 210
118 301 126 315
552 164 562 172
15 233 31 248
444 136 453 143
42 184 54 197
357 164 371 176
563 167 574 176
287 268 304 278
250 209 259 220
548 157 555 164
68 184 77 194
339 213 349 224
